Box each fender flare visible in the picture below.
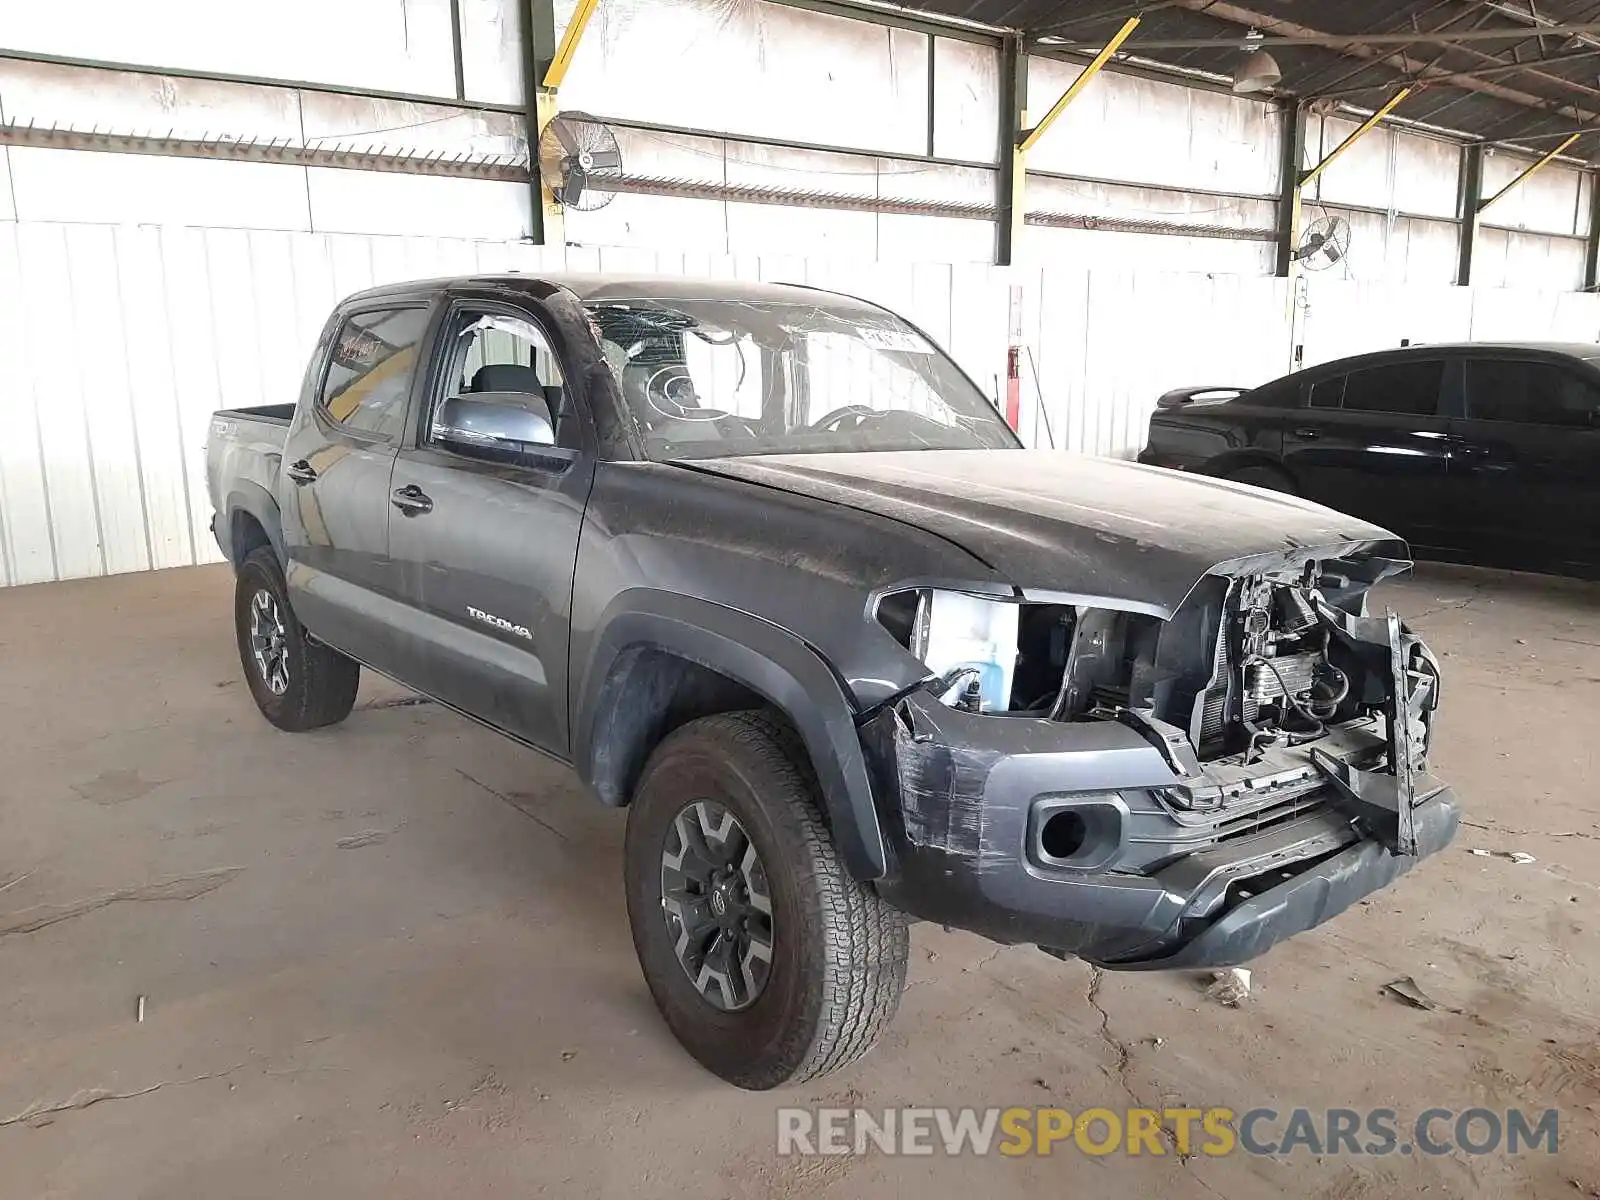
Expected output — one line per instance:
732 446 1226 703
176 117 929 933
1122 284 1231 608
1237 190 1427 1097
225 481 286 567
574 590 887 880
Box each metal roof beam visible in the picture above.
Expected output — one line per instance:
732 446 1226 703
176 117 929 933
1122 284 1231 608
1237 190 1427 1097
1171 0 1600 129
1045 24 1600 51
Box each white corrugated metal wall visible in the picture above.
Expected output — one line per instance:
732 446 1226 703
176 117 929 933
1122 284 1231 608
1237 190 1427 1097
4 220 1599 588
4 0 1600 587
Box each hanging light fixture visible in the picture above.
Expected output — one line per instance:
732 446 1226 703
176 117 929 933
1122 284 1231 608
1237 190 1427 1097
1231 29 1282 94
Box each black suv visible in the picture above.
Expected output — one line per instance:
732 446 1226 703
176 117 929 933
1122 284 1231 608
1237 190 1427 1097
1140 343 1600 579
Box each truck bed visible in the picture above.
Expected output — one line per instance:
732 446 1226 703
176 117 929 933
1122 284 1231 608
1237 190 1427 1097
206 406 295 553
215 403 295 425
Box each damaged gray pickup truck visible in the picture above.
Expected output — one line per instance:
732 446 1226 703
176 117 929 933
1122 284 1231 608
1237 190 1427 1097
205 273 1459 1090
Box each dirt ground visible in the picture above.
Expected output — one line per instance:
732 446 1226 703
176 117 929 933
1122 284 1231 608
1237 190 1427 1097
0 562 1596 1199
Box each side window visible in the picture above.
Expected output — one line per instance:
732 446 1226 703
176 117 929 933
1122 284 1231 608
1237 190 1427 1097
1308 375 1345 410
1340 360 1443 416
1464 359 1600 428
432 309 566 444
320 307 429 441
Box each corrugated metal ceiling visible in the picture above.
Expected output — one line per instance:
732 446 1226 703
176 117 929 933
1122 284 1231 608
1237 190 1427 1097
893 0 1600 163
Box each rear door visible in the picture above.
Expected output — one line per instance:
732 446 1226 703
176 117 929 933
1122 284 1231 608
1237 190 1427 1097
280 300 434 669
1279 356 1458 553
385 294 596 757
1451 354 1600 575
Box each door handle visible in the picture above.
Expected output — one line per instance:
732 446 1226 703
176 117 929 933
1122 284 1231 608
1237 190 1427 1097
1292 427 1322 440
391 484 433 516
286 459 318 485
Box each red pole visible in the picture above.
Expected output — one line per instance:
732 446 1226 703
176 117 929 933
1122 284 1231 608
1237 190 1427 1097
1004 345 1022 432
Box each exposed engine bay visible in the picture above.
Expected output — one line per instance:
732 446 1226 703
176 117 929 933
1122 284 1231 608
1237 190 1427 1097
883 549 1444 857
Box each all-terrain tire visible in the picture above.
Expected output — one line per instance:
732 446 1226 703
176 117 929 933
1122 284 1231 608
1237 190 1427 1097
234 546 360 732
624 710 909 1089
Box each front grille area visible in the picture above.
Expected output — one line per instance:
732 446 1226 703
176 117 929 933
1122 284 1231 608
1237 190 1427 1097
1213 790 1329 843
1122 784 1334 870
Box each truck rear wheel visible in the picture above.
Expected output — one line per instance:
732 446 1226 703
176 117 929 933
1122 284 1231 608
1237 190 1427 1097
624 710 908 1089
234 547 360 732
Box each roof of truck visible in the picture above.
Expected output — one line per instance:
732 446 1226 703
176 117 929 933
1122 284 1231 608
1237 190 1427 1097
344 272 881 312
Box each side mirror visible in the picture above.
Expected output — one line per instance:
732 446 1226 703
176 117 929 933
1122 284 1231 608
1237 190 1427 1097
434 392 556 458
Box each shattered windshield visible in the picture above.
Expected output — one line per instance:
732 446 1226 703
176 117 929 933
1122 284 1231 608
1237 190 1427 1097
583 297 1018 460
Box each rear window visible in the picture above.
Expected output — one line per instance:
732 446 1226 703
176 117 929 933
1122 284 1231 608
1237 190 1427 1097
319 306 430 441
1340 360 1443 416
1464 359 1600 428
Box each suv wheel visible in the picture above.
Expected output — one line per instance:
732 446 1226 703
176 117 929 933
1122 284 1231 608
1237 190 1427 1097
624 711 909 1089
234 547 360 731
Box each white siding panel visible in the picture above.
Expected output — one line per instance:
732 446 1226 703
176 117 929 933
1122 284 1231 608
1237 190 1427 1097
725 201 877 261
0 59 305 145
1024 61 1278 195
1310 207 1460 285
305 170 528 241
299 93 525 158
0 225 56 585
1481 155 1583 236
567 192 731 258
1469 286 1600 342
1029 224 1276 275
157 226 230 566
561 0 929 157
1390 130 1461 220
933 38 1000 163
1075 272 1291 458
114 225 195 570
15 223 104 579
63 224 151 576
1 0 457 98
877 214 994 265
1298 279 1474 369
8 148 311 230
0 149 14 223
459 0 526 106
1473 226 1586 291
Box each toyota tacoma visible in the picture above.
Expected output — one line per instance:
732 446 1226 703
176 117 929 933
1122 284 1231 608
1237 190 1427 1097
205 273 1459 1089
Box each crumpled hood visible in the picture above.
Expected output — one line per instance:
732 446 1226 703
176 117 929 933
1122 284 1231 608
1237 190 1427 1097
680 449 1407 616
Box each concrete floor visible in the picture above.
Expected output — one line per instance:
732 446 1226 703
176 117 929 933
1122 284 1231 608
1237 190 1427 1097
1 563 1597 1198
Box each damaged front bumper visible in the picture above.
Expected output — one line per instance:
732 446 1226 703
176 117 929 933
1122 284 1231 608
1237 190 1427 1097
860 692 1459 969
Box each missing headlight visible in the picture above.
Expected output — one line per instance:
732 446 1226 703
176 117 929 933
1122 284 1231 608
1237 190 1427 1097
878 591 1081 714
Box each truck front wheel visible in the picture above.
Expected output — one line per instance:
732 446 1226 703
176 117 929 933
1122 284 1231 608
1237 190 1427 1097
234 547 360 732
624 711 909 1089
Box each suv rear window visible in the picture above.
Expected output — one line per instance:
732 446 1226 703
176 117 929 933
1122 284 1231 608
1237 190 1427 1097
1340 360 1443 416
319 307 430 441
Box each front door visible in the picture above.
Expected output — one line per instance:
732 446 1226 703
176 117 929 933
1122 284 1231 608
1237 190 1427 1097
280 302 432 670
1280 357 1458 554
1450 355 1600 575
386 300 594 757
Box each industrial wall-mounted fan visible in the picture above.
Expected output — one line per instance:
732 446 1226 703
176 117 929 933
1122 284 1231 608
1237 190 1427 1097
538 111 623 211
1294 214 1352 271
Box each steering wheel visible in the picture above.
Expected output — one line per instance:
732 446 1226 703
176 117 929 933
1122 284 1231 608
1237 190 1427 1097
807 404 879 434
